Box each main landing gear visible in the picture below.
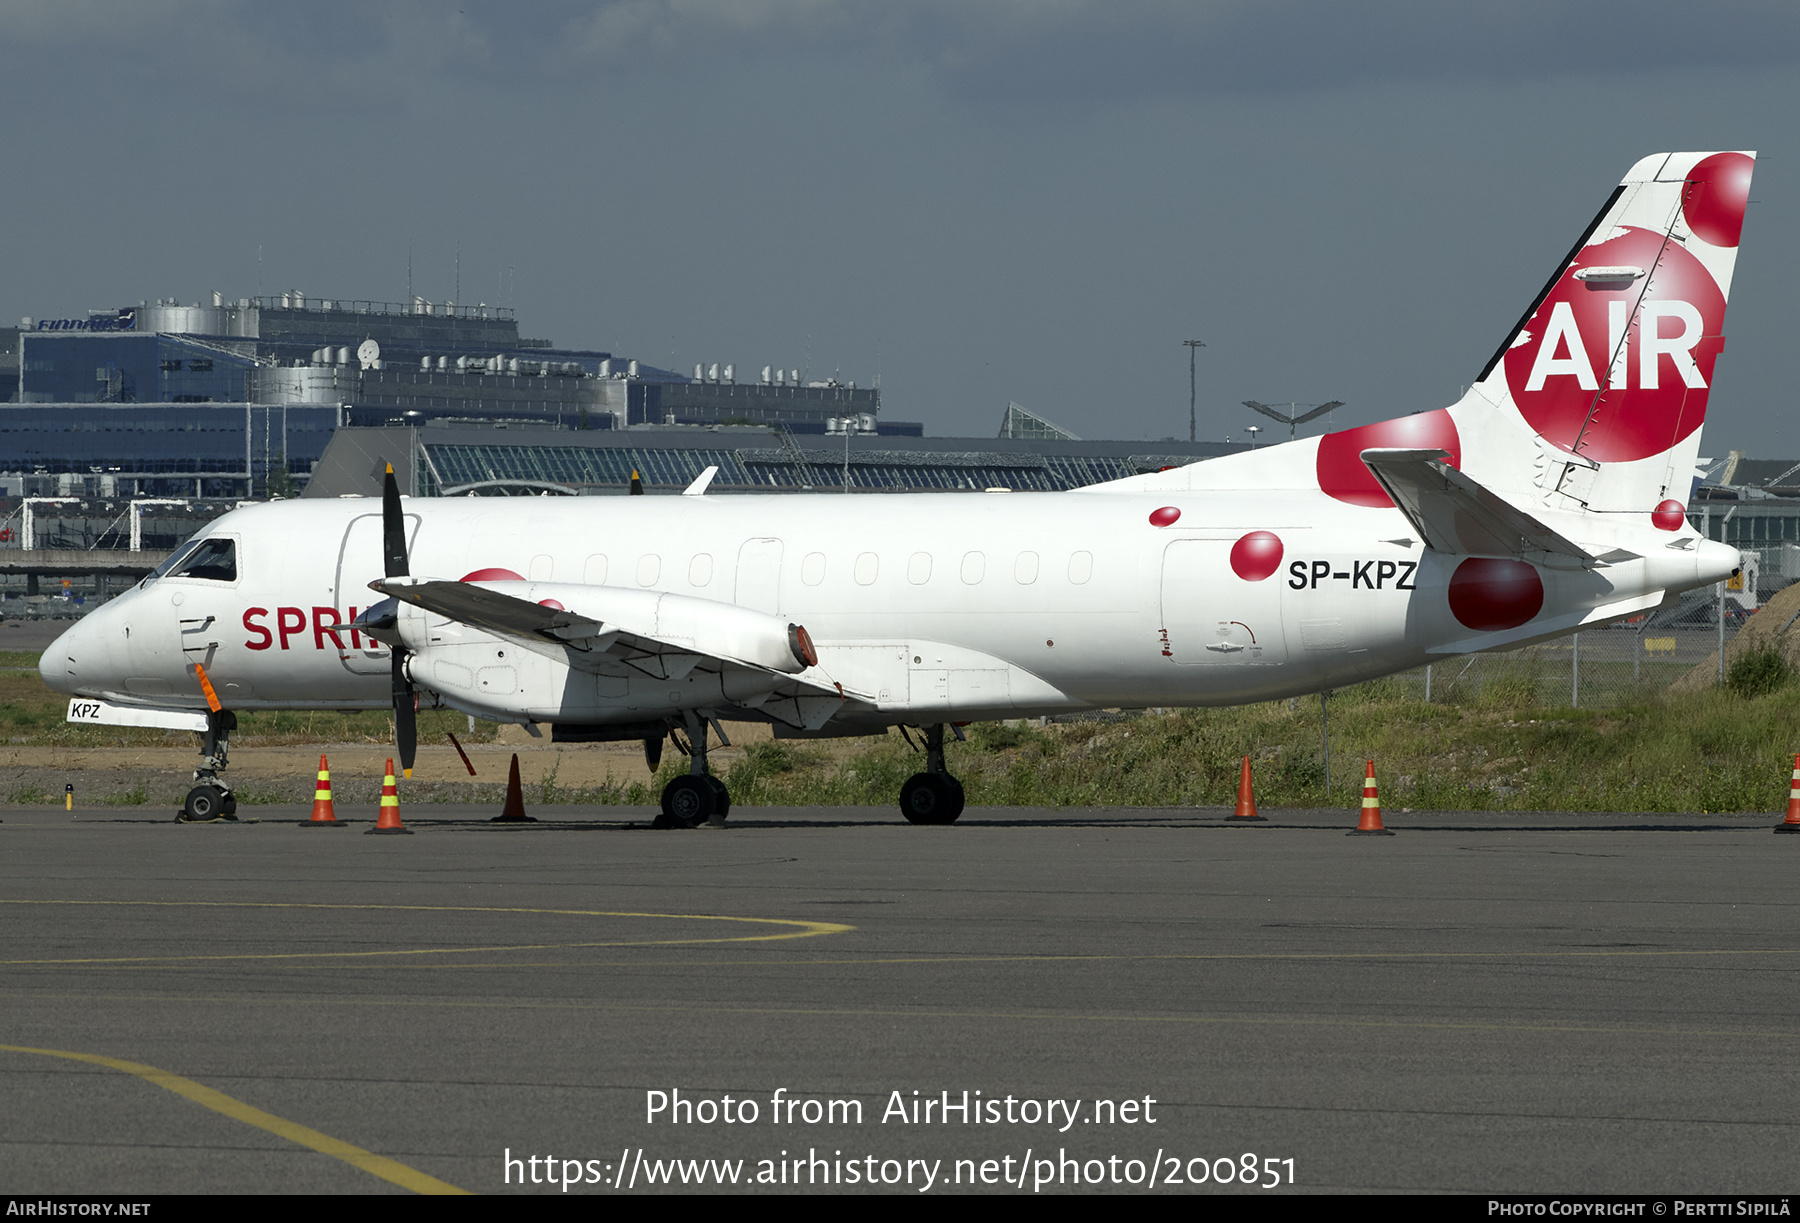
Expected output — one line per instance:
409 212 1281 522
899 723 964 825
179 709 238 822
655 711 732 829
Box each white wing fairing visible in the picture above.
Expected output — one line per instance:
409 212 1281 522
371 576 852 732
39 152 1754 824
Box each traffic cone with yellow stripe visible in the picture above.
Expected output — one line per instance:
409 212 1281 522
1348 758 1394 836
303 755 342 827
366 757 412 835
1225 755 1265 822
1775 754 1800 834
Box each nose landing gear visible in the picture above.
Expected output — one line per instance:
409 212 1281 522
178 709 237 822
899 723 964 825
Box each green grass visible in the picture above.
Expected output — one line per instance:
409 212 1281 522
715 678 1800 813
13 660 1800 813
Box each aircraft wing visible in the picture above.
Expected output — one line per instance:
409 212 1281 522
1358 448 1626 563
369 577 856 728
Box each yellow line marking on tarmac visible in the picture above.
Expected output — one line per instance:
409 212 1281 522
0 900 852 964
0 1044 468 1195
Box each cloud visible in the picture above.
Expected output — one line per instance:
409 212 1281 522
546 0 1800 102
4 1 1795 111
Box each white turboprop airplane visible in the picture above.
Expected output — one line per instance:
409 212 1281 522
44 150 1753 826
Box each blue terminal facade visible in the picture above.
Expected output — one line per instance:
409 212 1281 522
0 402 339 498
20 333 256 405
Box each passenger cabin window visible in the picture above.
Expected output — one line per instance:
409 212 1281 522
168 538 237 583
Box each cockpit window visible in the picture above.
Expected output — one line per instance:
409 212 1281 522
165 537 237 583
148 540 200 581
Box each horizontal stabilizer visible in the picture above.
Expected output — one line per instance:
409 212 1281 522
1359 448 1612 563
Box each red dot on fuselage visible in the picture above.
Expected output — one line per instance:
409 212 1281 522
460 567 524 582
1230 531 1284 581
538 599 565 610
1448 558 1543 631
1149 506 1181 527
1316 410 1461 507
1651 500 1687 531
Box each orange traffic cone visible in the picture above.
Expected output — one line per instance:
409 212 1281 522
303 754 341 827
366 758 412 835
1776 754 1800 834
1348 758 1395 836
489 753 537 823
1225 755 1265 822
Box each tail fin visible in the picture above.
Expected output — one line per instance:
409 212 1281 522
1455 151 1753 517
1083 152 1754 524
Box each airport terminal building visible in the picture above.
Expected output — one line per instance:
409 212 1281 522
0 290 1250 600
3 293 891 498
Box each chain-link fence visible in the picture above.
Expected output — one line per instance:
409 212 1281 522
1375 584 1769 708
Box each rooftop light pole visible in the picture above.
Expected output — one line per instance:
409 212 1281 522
1242 399 1345 441
1184 340 1205 443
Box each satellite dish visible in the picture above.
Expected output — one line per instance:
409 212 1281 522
357 339 381 371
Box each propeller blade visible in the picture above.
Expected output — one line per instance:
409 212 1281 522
391 650 417 777
382 462 409 579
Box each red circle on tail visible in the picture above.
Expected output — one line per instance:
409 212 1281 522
1651 500 1687 531
1448 558 1543 631
1503 226 1726 464
1682 152 1754 248
1229 531 1284 581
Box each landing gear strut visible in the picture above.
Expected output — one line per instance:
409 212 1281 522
179 709 238 822
656 711 731 829
899 723 964 825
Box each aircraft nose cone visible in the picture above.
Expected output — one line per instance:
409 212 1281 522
38 627 76 694
38 605 120 697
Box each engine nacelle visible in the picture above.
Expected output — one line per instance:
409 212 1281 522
389 580 822 724
429 580 815 673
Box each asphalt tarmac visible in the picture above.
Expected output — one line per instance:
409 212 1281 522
1 800 1795 1196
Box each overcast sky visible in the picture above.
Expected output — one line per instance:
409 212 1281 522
3 1 1797 453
